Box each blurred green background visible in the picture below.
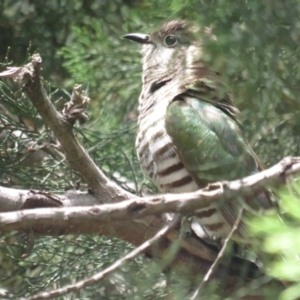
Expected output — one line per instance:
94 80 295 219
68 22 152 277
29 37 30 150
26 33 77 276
0 0 300 299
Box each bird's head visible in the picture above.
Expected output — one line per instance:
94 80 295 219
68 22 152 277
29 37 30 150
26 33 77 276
124 20 211 85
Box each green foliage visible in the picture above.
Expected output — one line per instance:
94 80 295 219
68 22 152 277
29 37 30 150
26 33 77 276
1 0 300 298
0 79 64 190
0 234 170 299
251 181 300 300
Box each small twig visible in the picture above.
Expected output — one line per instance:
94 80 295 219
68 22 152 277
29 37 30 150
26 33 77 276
21 230 35 258
24 216 180 300
190 209 244 300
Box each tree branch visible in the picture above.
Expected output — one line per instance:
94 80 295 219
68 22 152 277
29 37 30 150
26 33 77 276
1 156 299 235
0 55 131 202
25 216 181 300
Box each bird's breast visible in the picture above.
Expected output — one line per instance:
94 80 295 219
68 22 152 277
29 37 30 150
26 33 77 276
136 96 231 239
136 100 199 194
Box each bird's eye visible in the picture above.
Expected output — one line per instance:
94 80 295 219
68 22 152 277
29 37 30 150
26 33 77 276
164 35 178 47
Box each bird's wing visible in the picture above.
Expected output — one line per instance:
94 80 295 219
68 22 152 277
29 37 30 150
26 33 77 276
165 95 273 239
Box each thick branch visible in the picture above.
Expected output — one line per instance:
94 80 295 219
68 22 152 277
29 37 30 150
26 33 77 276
1 156 299 235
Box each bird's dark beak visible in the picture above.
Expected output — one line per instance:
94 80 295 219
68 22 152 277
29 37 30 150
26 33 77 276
123 33 150 44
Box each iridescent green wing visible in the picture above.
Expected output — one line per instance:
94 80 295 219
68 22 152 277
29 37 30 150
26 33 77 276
165 96 272 236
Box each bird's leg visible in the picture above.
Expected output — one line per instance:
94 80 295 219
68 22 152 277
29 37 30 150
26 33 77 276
180 216 193 237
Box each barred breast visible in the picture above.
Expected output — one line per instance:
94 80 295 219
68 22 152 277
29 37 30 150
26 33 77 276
136 97 198 193
136 95 230 238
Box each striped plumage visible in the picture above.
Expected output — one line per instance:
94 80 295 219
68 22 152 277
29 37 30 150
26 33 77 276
136 89 229 238
125 20 273 242
136 91 198 194
135 80 240 239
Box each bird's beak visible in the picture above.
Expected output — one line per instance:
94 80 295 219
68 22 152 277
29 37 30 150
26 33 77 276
123 33 150 44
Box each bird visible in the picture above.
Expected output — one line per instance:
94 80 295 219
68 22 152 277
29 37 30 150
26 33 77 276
124 20 273 245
